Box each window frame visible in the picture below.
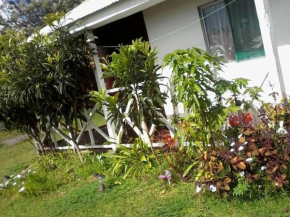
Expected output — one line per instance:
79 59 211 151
198 0 264 62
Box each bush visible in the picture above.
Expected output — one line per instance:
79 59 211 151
0 13 94 157
195 97 290 198
104 138 161 179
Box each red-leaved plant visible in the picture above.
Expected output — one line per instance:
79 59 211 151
196 96 290 198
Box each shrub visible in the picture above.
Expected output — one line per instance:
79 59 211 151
195 97 290 198
91 39 170 150
104 138 161 179
163 47 262 150
0 13 94 158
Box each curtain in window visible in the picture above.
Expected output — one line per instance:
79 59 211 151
201 1 235 61
226 0 265 62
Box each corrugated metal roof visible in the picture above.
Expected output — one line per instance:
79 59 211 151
65 0 120 24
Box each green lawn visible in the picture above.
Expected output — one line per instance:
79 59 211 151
1 178 290 217
0 139 37 177
1 132 290 217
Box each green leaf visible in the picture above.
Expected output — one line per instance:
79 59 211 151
140 155 147 162
183 161 198 177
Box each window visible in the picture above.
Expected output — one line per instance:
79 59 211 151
199 0 265 62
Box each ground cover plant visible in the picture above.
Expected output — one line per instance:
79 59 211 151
193 96 290 198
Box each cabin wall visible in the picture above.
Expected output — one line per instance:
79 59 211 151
143 0 287 101
269 0 290 96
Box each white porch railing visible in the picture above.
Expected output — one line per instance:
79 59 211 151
33 32 177 152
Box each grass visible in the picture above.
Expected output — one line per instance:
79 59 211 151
91 113 106 126
1 132 290 217
1 178 290 217
0 140 37 177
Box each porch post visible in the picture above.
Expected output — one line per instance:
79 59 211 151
86 31 117 141
254 0 286 96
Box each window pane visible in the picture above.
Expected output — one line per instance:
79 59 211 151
200 1 236 61
226 0 265 61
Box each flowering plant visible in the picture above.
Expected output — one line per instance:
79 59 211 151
159 170 172 184
229 112 252 127
194 97 290 198
165 136 176 147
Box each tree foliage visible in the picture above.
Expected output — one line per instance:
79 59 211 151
0 0 84 35
0 15 93 157
163 48 262 148
92 39 167 135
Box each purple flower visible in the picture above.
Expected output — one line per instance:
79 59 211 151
165 170 171 176
159 175 165 179
167 176 172 181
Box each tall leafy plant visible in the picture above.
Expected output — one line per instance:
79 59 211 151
92 39 168 150
163 48 262 149
0 14 93 160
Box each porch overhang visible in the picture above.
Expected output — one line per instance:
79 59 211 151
40 0 165 35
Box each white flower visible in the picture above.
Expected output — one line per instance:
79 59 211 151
277 127 287 135
240 171 245 177
19 187 25 192
230 148 234 152
238 134 243 138
196 185 202 193
246 158 253 163
230 142 235 147
4 180 9 186
0 184 3 187
238 146 244 151
275 182 279 186
261 166 267 171
277 121 287 135
21 170 25 175
28 169 31 173
14 174 21 179
209 185 217 192
244 141 248 145
13 182 17 186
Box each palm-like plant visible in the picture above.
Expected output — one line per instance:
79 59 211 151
91 39 168 151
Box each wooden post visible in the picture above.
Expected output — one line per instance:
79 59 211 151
51 130 58 149
254 0 286 96
87 31 117 142
84 109 96 147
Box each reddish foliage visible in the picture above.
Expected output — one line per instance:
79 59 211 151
165 136 175 147
229 113 252 127
243 113 253 124
229 115 240 127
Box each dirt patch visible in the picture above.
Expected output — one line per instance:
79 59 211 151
1 135 28 146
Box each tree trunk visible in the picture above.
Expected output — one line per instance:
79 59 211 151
68 126 83 162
